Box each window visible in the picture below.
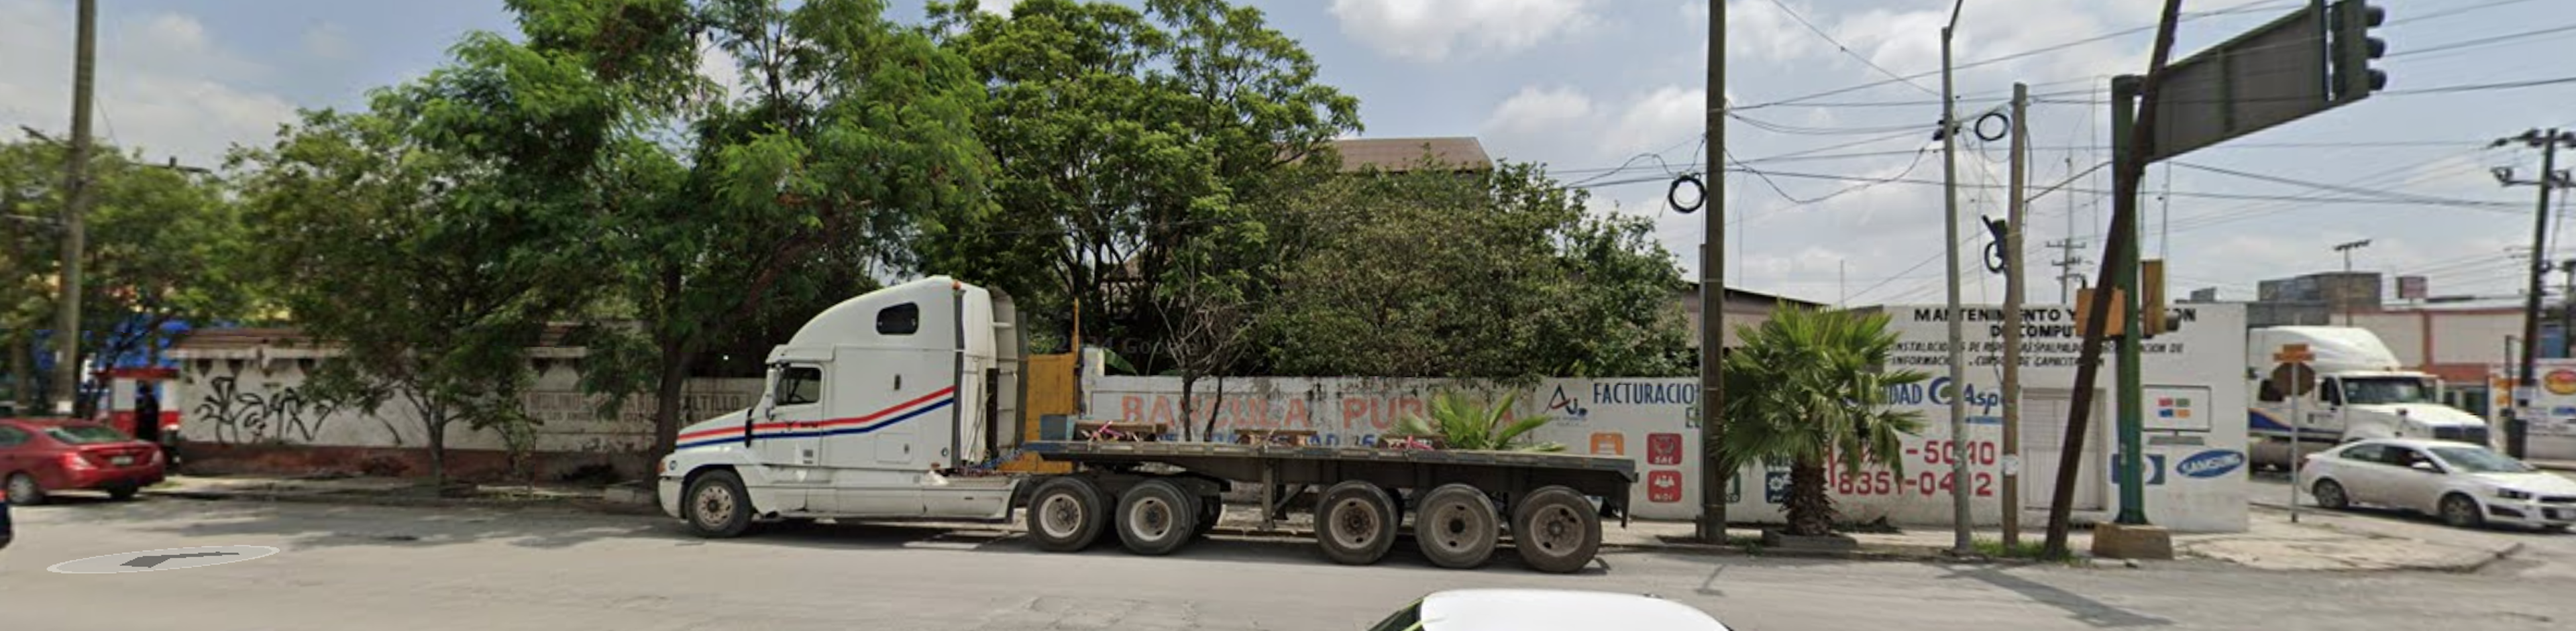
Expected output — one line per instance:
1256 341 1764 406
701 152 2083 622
2381 447 2439 471
1365 600 1424 631
45 424 129 445
775 365 823 406
2430 445 2534 474
2338 444 2387 463
2343 377 2434 406
2257 379 2284 403
877 302 920 335
0 426 26 448
2319 379 2343 405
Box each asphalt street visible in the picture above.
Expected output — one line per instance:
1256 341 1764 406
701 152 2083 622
0 496 2567 631
2247 471 2576 580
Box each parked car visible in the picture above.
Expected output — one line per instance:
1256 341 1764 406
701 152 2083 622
1367 590 1730 631
0 418 167 505
2304 437 2576 530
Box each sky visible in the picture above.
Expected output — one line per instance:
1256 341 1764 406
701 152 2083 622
1 0 2571 309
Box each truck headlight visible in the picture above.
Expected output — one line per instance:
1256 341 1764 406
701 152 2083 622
2497 488 2533 500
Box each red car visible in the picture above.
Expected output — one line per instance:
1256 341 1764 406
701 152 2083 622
0 418 166 504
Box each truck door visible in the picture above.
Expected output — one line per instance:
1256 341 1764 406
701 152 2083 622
2315 377 2349 438
753 363 831 512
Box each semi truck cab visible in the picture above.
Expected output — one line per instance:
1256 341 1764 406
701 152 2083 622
657 276 1025 534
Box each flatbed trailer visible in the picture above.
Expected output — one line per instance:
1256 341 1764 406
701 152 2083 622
1015 441 1634 573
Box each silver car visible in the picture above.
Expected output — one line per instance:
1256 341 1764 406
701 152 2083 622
2304 438 2576 530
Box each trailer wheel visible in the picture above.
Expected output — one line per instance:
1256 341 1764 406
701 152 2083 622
682 469 753 538
1416 483 1499 569
1028 477 1108 552
1116 479 1197 556
1511 486 1601 573
1316 481 1397 565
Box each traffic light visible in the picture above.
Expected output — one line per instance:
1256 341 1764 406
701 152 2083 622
2328 0 2387 102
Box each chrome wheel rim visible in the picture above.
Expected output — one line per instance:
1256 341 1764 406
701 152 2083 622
1039 493 1084 539
2314 482 2344 508
2444 498 2475 525
7 475 34 502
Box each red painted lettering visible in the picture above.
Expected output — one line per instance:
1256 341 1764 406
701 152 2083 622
1121 396 1143 422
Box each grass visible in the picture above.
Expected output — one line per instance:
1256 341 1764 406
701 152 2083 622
1725 534 1766 555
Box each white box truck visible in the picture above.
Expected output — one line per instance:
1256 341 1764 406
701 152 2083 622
654 276 1633 573
2247 327 2490 469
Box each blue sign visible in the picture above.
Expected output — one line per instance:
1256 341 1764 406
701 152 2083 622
2175 449 2247 479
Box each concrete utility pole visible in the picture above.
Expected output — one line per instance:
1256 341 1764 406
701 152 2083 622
2000 82 2030 547
48 0 97 416
1937 0 1972 556
2334 239 2371 325
2498 127 2576 459
2560 260 2575 358
1697 0 1729 543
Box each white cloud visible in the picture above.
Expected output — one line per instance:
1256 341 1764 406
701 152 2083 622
0 2 297 168
977 0 1020 15
1329 0 1601 62
303 22 353 60
1483 85 1593 136
1604 86 1704 160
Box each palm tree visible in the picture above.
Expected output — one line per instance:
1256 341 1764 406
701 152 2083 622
1387 391 1568 452
1719 305 1927 537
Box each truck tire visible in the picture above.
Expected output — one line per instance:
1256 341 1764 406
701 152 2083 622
1511 486 1601 574
1416 483 1499 569
1115 479 1197 556
1029 477 1110 552
682 469 753 538
1316 481 1397 565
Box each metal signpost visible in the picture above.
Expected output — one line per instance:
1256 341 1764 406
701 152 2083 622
2272 343 2316 523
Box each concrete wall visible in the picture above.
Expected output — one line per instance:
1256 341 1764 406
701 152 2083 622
165 347 761 479
2485 359 2576 460
1078 304 2253 532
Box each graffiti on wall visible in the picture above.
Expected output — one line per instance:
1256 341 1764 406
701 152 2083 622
194 376 343 445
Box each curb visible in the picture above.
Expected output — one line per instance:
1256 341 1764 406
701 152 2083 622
141 487 663 516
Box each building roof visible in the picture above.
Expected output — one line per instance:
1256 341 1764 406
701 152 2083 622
1328 137 1493 173
1682 282 1828 308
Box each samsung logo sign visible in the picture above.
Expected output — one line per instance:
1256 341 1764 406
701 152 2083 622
2175 449 2247 479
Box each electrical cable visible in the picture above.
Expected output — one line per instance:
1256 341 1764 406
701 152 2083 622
1758 0 1941 97
2387 22 2576 60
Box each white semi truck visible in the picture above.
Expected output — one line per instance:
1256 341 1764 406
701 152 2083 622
655 276 1633 573
2247 327 2490 469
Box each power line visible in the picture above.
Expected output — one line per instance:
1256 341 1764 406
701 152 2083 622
2387 22 2576 60
2167 162 2514 207
1758 0 1941 97
1721 168 2522 208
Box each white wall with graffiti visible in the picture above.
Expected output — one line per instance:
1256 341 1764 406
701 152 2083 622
168 346 761 453
1079 302 2252 532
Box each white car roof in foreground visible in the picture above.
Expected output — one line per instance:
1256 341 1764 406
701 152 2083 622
1420 589 1729 631
2349 437 2482 451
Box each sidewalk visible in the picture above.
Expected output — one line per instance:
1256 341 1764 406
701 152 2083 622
142 473 2520 571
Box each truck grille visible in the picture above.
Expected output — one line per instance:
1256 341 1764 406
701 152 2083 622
2432 426 2489 445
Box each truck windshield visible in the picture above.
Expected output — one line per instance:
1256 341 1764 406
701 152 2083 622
2341 378 2433 405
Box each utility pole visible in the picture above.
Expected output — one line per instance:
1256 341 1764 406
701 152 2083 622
2049 239 2089 302
2560 260 2575 358
1938 0 1973 556
48 0 97 417
2498 127 2576 459
2000 82 2029 548
2109 74 2150 527
1696 0 1729 544
2334 239 2371 325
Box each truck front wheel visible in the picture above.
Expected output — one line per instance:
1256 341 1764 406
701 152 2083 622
1116 479 1197 556
1028 477 1108 552
1416 483 1499 569
1316 481 1397 565
1511 486 1601 573
682 469 753 538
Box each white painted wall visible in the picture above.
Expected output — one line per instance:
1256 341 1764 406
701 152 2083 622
2485 359 2576 460
167 349 761 453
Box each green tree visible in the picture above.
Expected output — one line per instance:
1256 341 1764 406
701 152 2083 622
227 13 643 481
1387 391 1566 453
567 0 993 457
1257 158 1692 380
1719 305 1927 536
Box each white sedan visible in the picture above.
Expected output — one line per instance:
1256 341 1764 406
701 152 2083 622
2304 438 2576 530
1366 589 1730 631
